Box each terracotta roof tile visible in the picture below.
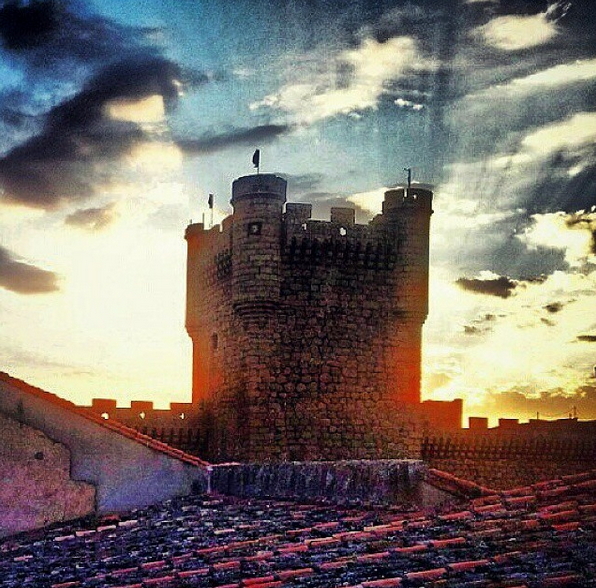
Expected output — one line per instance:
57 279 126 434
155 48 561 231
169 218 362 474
276 567 314 580
242 575 276 585
405 567 447 581
541 573 583 586
177 567 210 578
361 578 401 587
427 469 497 499
449 559 490 572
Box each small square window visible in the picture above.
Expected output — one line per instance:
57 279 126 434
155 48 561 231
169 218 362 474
247 222 262 236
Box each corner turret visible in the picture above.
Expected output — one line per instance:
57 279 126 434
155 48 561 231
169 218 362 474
230 174 287 313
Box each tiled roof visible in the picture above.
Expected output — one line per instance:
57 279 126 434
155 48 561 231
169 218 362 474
0 371 209 468
2 469 596 587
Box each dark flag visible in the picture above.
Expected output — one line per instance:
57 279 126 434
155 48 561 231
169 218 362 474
208 193 214 209
252 149 260 169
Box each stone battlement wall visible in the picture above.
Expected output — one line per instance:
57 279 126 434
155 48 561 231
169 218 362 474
423 427 596 489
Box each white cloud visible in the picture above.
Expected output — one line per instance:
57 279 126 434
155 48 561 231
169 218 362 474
346 186 388 214
476 12 558 51
125 141 183 172
441 112 596 188
250 36 431 124
519 112 596 156
465 59 596 103
395 97 424 110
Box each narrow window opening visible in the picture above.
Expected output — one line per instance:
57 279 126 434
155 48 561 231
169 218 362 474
101 412 109 420
339 227 347 236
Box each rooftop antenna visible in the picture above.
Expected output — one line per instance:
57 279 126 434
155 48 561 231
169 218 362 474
252 149 261 175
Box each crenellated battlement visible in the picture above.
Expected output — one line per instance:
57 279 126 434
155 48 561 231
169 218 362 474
185 181 434 288
282 234 397 269
184 218 232 254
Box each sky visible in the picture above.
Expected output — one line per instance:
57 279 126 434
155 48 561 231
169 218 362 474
0 0 595 425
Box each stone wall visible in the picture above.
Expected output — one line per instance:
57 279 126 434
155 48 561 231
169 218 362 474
210 460 450 507
0 412 95 537
423 433 596 489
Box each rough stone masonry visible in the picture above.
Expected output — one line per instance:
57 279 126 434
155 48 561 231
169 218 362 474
185 173 433 462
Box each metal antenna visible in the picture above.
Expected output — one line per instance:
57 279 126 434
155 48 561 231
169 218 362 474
404 167 412 189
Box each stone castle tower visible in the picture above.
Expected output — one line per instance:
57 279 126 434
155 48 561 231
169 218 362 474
185 173 433 461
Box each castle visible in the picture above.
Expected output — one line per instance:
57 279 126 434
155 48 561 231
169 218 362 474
86 171 467 461
184 173 433 460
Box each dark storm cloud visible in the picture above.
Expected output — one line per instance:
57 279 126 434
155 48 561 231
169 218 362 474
176 124 292 154
524 154 596 215
544 301 564 313
0 245 59 294
566 210 596 253
0 0 157 72
0 55 184 209
0 0 60 50
577 335 596 343
64 202 118 231
456 275 518 298
464 325 481 335
463 311 500 335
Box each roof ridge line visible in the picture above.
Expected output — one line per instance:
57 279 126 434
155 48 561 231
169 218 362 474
0 371 210 468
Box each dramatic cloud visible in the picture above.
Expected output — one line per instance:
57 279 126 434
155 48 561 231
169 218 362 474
0 245 59 294
176 124 291 154
464 325 482 335
517 210 596 266
250 35 432 124
0 55 185 209
64 202 119 231
0 0 57 51
347 187 388 214
282 173 325 194
456 273 518 298
0 0 157 75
